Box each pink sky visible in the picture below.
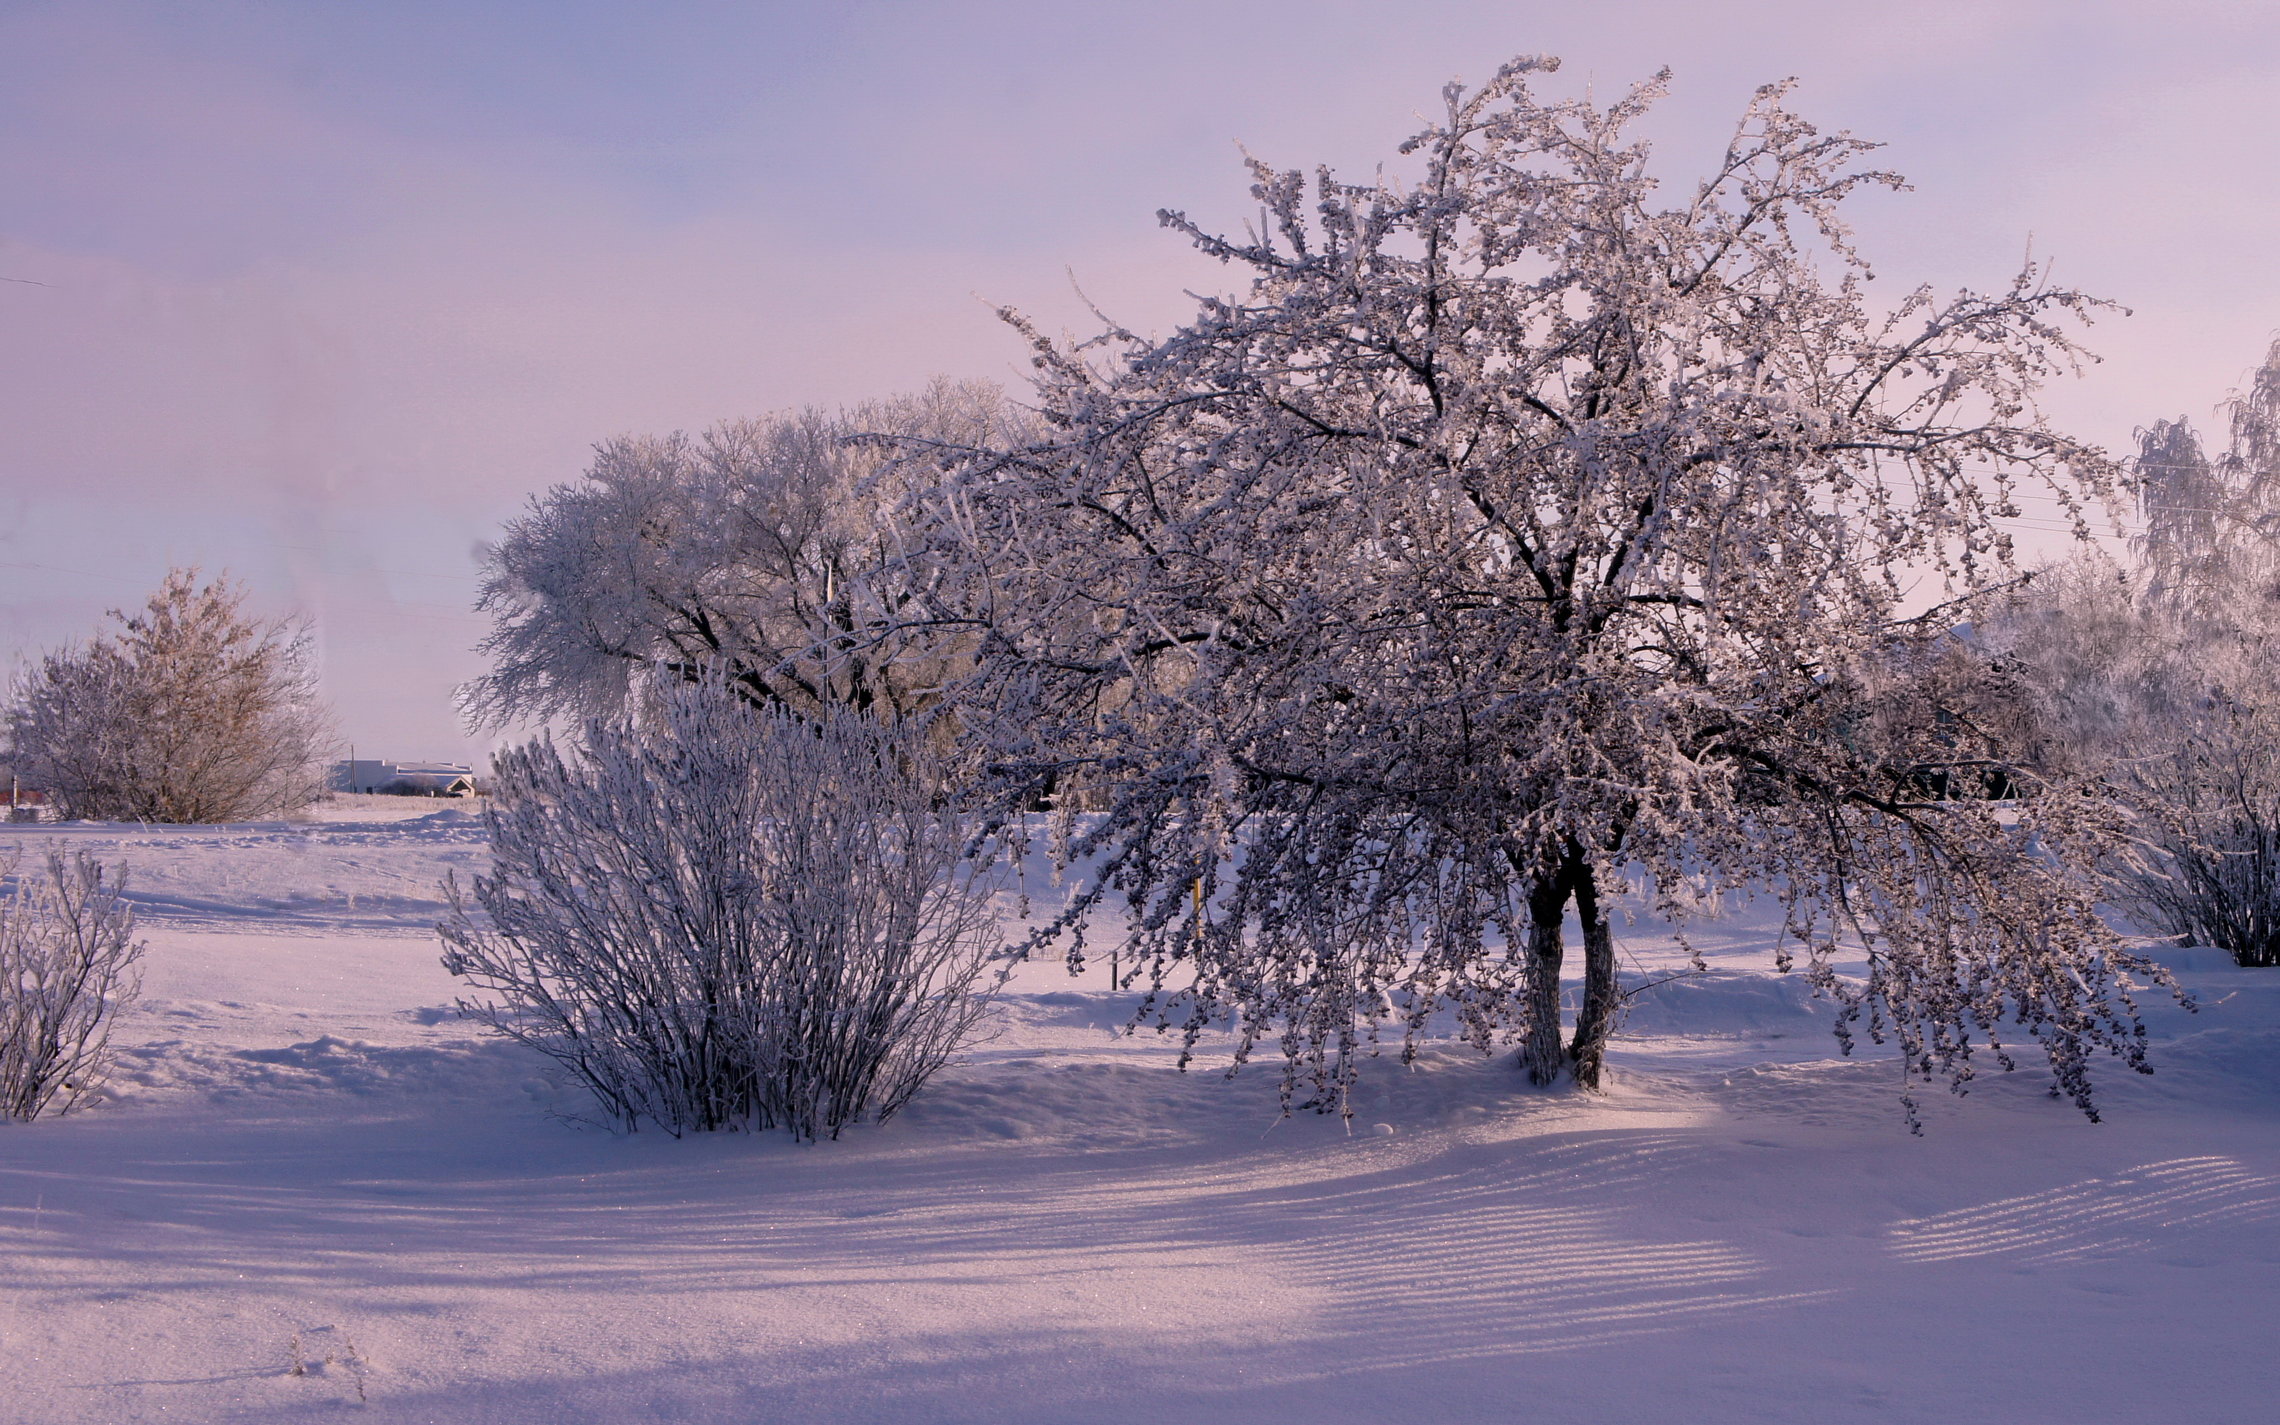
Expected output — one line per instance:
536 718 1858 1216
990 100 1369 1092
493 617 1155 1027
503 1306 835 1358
3 1 2277 759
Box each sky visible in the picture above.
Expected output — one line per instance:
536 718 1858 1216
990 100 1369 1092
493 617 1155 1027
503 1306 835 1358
3 0 2278 761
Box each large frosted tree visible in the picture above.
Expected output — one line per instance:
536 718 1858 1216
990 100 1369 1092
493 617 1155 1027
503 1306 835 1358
908 57 2162 1120
464 380 1025 729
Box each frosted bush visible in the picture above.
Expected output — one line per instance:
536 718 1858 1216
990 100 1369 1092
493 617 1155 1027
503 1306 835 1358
7 569 333 823
0 851 144 1120
441 682 1003 1139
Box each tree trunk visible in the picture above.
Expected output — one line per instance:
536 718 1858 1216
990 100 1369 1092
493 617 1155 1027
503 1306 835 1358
1522 872 1571 1086
1569 862 1618 1089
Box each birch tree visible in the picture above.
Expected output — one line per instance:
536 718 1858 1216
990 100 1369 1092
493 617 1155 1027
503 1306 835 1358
910 57 2162 1120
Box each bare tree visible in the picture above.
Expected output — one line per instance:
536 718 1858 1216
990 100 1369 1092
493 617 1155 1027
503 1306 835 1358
906 57 2162 1122
7 569 335 823
440 680 1004 1139
0 851 144 1120
463 380 1027 730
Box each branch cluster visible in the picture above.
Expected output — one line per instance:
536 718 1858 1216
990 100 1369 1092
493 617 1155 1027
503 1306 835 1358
464 380 1027 728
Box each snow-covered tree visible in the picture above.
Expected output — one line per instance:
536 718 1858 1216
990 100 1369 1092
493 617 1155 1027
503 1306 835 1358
440 679 1004 1139
7 569 334 823
463 379 1026 729
2137 341 2280 612
1998 340 2280 965
907 57 2160 1120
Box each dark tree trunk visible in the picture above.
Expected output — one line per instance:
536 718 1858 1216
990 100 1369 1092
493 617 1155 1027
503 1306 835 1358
1522 869 1572 1086
1520 850 1620 1089
1568 862 1618 1089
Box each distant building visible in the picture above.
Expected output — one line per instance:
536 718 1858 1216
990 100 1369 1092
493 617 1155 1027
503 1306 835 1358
334 760 480 797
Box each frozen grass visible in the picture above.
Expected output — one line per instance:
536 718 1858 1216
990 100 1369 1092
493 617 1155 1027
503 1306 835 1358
2 818 2277 1421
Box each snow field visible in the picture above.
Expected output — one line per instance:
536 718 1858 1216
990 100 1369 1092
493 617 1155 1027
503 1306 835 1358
1 815 2277 1422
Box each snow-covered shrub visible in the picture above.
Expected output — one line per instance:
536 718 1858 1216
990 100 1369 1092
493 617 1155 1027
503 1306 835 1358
440 682 1003 1139
2000 562 2280 967
2116 690 2280 965
0 850 144 1120
6 568 334 823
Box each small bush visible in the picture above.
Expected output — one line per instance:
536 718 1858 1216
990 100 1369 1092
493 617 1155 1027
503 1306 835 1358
440 683 1004 1139
0 851 144 1120
7 568 335 823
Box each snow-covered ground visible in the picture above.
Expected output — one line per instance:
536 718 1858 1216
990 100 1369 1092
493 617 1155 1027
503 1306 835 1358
3 808 2277 1422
